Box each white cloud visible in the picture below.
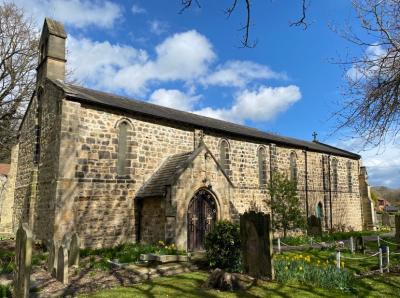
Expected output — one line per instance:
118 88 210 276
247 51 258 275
67 36 148 89
149 89 200 111
346 44 386 81
195 85 301 123
202 60 287 88
361 141 400 188
68 30 216 95
66 27 301 126
131 3 146 14
14 0 122 28
149 20 168 35
333 137 400 188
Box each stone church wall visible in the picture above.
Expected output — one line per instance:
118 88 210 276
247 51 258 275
140 197 166 244
15 90 363 247
56 101 194 248
13 96 38 232
34 81 64 240
51 97 364 247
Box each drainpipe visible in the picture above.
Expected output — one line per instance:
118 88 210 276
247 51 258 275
304 150 309 219
328 155 333 230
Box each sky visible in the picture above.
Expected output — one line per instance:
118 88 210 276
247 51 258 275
10 0 400 188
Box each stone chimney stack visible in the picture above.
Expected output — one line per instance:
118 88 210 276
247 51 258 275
36 18 67 85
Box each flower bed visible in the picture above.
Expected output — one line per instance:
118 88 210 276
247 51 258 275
80 241 186 267
275 254 354 291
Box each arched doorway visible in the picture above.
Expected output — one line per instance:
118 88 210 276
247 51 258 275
187 189 217 251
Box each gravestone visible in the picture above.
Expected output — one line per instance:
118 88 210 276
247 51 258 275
68 233 80 267
240 211 274 279
395 215 400 249
62 233 72 250
307 215 322 236
382 213 390 226
13 224 33 298
47 238 58 277
355 236 365 254
57 245 68 284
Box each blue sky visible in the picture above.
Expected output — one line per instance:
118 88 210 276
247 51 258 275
12 0 400 188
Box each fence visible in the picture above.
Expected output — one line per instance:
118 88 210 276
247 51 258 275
275 235 400 274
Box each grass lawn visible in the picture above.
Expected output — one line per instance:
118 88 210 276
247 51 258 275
80 271 400 298
80 244 400 298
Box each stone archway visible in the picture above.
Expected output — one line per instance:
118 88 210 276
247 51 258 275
187 189 217 251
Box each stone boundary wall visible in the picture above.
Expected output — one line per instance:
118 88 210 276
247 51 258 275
0 144 19 235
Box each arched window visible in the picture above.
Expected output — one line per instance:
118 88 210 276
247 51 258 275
258 147 268 186
316 202 323 219
331 158 338 192
347 161 352 193
290 151 297 181
219 140 230 176
117 121 129 176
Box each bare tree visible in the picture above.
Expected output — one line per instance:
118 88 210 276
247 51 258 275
336 0 400 146
0 3 38 162
180 0 309 48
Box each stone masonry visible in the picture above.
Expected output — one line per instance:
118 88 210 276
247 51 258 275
4 18 374 250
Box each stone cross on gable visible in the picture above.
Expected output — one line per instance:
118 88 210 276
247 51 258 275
312 131 318 142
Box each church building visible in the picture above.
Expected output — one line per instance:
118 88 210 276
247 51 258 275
0 19 375 250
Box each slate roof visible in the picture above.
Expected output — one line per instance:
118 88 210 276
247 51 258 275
137 151 193 198
137 143 233 198
0 164 10 176
50 79 361 159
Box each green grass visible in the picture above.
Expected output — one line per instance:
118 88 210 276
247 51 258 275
277 230 388 246
79 271 400 298
0 248 14 274
0 284 11 298
280 246 400 274
80 245 400 297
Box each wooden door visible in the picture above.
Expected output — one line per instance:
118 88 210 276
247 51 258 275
187 189 217 251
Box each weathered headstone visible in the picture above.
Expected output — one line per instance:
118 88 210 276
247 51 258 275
68 233 80 267
62 233 72 251
57 245 68 284
355 236 365 254
47 238 58 277
382 213 391 227
307 215 322 236
395 214 400 249
13 224 33 298
240 211 274 279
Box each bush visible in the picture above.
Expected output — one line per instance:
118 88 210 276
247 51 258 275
80 242 186 265
275 255 354 291
0 249 14 274
204 220 241 272
0 285 11 297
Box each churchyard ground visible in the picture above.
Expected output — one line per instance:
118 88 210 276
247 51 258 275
1 230 400 297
